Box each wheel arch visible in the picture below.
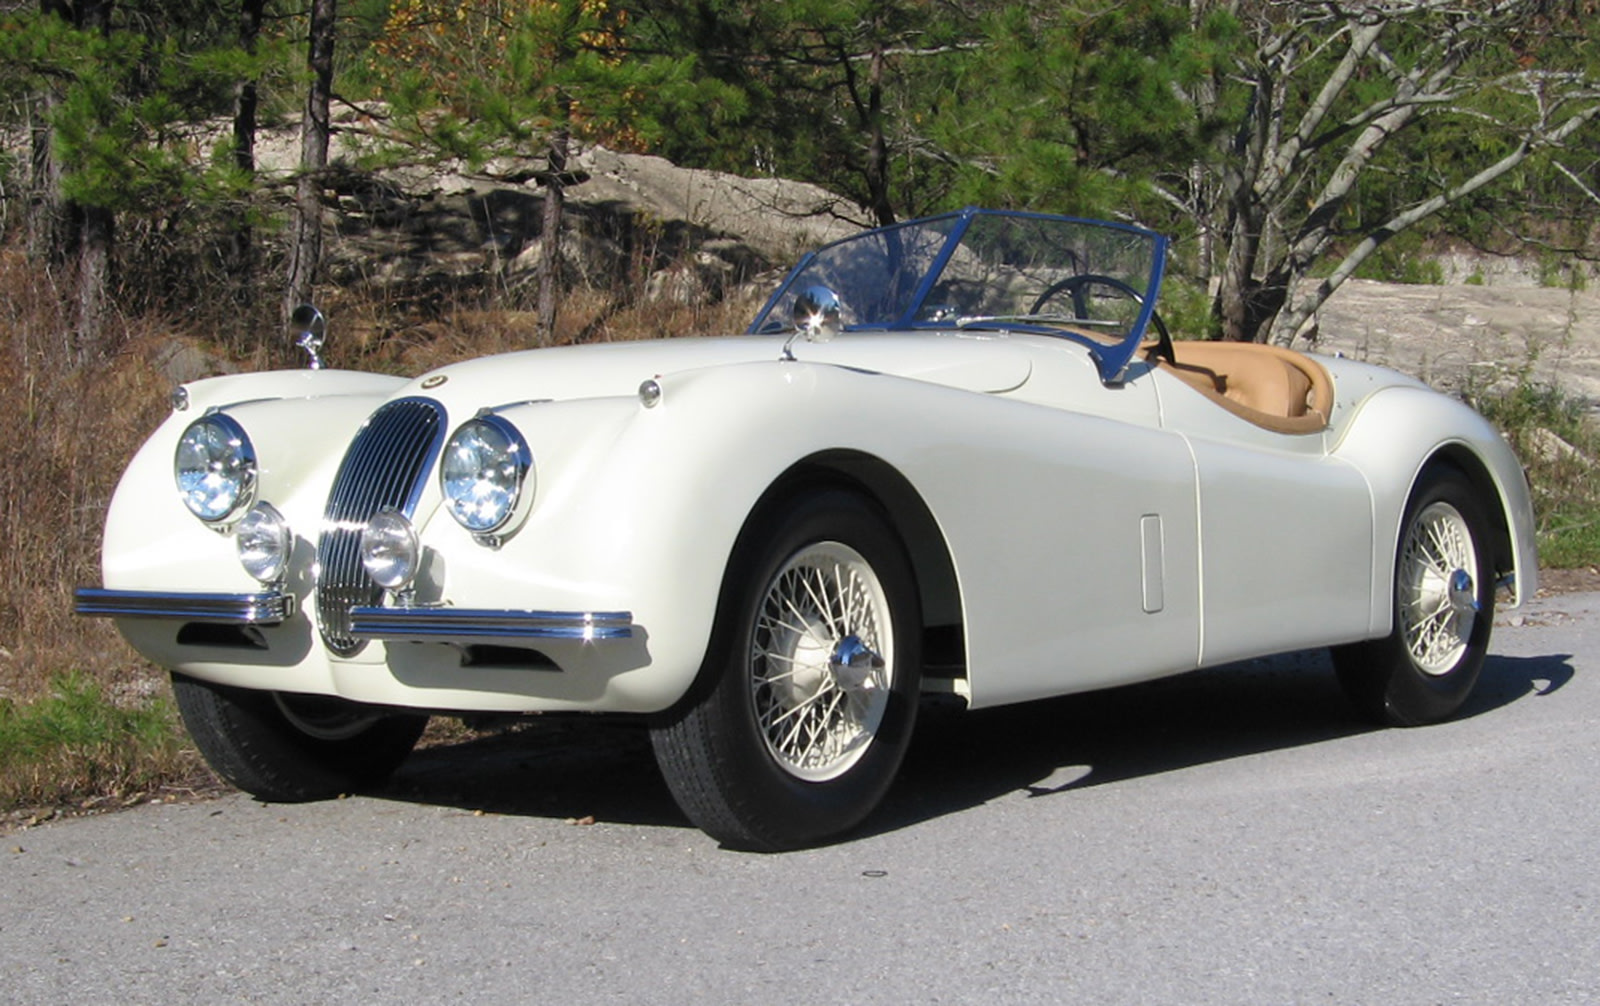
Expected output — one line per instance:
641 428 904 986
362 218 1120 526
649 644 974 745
1418 444 1516 583
1334 383 1539 622
742 450 969 698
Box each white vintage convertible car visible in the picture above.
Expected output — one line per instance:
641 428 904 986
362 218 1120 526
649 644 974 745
78 209 1537 850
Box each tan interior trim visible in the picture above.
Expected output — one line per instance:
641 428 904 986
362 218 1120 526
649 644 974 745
1147 341 1333 435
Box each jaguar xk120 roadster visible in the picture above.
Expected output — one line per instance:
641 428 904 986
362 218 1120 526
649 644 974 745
78 208 1537 849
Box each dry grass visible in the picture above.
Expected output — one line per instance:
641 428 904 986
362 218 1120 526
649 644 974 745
317 284 765 375
1473 380 1600 569
0 254 172 703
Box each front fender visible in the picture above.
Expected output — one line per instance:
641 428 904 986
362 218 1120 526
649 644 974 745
405 360 930 711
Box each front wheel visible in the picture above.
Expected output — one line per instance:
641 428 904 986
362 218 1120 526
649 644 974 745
1332 470 1496 726
172 674 427 801
651 489 922 851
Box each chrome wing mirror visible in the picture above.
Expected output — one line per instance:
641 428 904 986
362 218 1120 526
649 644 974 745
781 286 843 361
289 304 327 371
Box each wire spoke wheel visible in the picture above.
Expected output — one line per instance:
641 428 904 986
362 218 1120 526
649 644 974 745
1399 501 1480 676
751 542 893 782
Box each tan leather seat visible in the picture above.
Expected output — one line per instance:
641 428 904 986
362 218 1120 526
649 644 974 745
1150 341 1333 435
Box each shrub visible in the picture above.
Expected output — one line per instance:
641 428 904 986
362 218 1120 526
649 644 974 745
1473 379 1600 569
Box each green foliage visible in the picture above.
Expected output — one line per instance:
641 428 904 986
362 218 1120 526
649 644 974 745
1474 379 1600 569
1540 505 1600 570
361 0 746 176
0 672 190 811
625 0 979 221
0 2 300 327
1154 276 1216 342
1537 254 1589 292
931 0 1212 224
0 8 282 215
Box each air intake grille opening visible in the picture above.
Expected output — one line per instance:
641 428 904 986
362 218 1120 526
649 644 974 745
315 398 445 655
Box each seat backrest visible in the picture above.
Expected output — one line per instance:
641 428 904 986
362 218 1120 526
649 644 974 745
1152 341 1333 434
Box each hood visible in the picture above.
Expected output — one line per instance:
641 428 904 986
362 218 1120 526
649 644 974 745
401 332 1033 407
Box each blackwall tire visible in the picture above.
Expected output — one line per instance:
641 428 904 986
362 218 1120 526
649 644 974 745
651 489 922 851
1332 470 1496 726
171 674 427 801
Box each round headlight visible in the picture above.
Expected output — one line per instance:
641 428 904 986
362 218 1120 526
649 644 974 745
236 503 293 584
361 508 420 590
175 414 256 523
439 415 533 535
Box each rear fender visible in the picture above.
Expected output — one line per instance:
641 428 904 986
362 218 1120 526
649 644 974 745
1333 385 1537 634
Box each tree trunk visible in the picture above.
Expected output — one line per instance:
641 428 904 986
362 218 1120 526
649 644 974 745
74 206 113 362
70 0 115 361
536 125 571 343
28 0 70 269
284 0 336 323
27 95 70 268
863 42 896 228
228 0 265 310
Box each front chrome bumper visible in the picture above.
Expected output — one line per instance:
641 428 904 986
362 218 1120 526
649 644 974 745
74 587 633 642
349 605 634 641
74 587 295 624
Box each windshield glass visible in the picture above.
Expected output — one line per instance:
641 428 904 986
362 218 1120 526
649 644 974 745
750 208 1168 382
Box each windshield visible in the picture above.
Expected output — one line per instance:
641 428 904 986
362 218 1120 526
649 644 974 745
749 208 1168 382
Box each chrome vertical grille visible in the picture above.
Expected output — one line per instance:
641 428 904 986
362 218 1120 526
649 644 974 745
315 397 446 655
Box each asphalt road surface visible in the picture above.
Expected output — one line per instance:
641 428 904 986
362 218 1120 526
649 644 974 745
5 591 1598 1005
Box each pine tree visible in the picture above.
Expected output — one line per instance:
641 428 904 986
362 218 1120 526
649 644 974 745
366 0 737 341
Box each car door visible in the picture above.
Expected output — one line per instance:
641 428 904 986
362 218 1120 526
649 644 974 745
912 345 1204 709
1149 371 1375 665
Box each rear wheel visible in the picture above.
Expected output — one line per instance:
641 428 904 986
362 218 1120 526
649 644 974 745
1332 471 1496 725
172 674 427 801
651 489 922 851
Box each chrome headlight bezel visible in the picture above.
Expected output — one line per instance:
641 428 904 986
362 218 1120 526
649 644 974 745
439 414 535 538
174 413 257 525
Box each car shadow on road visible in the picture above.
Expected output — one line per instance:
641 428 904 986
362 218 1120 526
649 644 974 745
377 716 682 829
372 647 1576 844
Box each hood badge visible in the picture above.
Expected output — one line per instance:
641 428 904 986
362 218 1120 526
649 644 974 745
421 374 448 389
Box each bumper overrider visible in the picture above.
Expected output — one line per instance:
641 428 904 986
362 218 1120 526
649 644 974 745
74 587 633 643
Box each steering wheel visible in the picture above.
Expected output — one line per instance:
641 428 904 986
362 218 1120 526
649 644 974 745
1029 273 1173 364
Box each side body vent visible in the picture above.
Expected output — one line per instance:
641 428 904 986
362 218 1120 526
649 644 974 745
315 397 446 655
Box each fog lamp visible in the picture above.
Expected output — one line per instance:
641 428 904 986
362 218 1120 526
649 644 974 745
361 509 420 591
236 502 292 584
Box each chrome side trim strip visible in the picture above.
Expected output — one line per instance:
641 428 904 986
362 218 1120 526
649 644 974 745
349 606 633 641
74 587 295 625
